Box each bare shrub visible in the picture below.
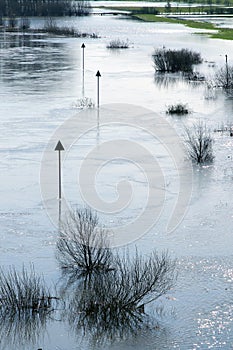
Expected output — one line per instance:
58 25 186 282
75 0 92 16
186 71 205 82
43 17 77 36
107 39 129 49
215 65 233 89
166 103 190 115
0 265 53 313
43 17 57 31
112 250 176 310
56 208 176 343
185 122 214 164
72 97 95 109
152 48 202 73
56 208 113 275
64 249 175 343
43 18 97 38
66 280 147 344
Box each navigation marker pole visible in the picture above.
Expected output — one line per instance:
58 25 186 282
54 140 65 200
96 70 101 108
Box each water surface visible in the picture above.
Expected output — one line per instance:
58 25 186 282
1 13 233 350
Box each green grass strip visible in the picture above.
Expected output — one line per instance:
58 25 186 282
133 14 216 30
210 28 233 39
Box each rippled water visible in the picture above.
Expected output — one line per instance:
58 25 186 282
1 12 233 350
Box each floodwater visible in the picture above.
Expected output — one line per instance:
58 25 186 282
1 10 233 350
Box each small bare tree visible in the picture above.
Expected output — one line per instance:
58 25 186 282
215 65 233 89
185 122 214 164
56 208 113 275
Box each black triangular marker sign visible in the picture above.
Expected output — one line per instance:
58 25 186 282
55 140 64 151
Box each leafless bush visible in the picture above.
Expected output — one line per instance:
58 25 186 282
63 249 175 344
152 48 202 73
43 18 97 38
72 97 95 109
166 103 190 115
0 265 54 313
185 122 214 164
56 208 113 275
186 71 205 82
215 65 233 89
107 39 129 49
112 250 175 310
56 208 176 343
66 282 146 344
75 0 92 16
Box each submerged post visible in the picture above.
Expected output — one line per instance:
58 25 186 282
96 70 101 108
54 140 65 200
225 54 229 89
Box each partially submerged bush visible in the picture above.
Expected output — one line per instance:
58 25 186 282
107 39 129 49
64 249 175 343
166 103 190 115
215 65 233 89
66 278 145 344
56 208 113 275
57 207 176 343
187 71 205 82
109 250 175 310
0 266 53 313
76 0 92 16
43 18 98 38
185 122 214 164
72 97 95 109
152 48 202 73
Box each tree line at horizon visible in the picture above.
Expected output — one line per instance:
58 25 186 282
0 0 91 17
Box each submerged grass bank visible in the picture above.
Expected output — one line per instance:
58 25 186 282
102 3 233 40
132 14 233 40
133 14 215 29
210 28 233 39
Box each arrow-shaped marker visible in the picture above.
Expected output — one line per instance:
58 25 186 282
55 140 65 200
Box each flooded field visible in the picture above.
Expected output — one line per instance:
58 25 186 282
1 10 233 350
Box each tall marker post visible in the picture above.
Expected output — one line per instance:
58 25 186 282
96 70 101 108
54 140 64 200
225 54 229 89
81 43 85 97
81 43 85 72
